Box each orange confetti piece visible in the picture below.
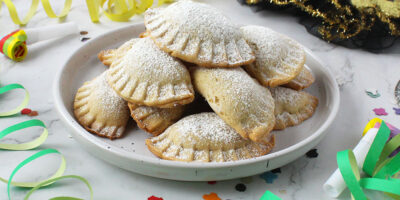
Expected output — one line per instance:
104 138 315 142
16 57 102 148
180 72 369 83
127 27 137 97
203 192 221 200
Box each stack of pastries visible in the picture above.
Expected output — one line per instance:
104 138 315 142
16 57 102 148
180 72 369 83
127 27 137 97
74 0 318 162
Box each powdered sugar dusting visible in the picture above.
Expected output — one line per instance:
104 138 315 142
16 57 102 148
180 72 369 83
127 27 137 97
91 72 128 118
120 38 188 80
144 0 254 66
176 113 242 144
157 0 239 42
194 67 275 130
241 25 304 77
149 113 273 162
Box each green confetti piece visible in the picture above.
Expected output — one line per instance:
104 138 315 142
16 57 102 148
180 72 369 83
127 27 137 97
259 191 281 200
0 84 30 117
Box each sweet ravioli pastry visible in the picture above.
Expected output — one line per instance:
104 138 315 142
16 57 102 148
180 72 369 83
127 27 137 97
191 67 275 144
74 71 130 139
241 25 306 87
270 87 318 130
144 0 255 68
107 37 195 108
284 66 315 90
128 103 185 136
98 39 137 67
146 113 275 162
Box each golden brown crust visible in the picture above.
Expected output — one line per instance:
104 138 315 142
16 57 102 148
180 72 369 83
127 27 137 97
191 67 275 144
241 25 306 87
271 87 319 130
97 39 138 67
74 72 130 140
145 113 275 162
106 38 195 108
144 1 255 68
283 66 315 90
128 103 185 136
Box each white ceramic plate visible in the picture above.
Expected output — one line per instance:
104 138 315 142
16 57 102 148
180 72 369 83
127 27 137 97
53 23 340 181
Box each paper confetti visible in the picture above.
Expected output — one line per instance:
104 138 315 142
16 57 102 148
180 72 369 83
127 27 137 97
21 108 32 115
148 196 163 200
28 111 38 117
259 172 278 184
235 183 246 192
393 108 400 115
203 192 221 200
306 149 319 158
80 31 88 35
373 108 388 116
81 37 91 42
207 181 217 185
365 88 380 98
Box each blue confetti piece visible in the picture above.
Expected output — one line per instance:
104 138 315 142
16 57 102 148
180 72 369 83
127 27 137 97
394 107 400 115
259 171 278 184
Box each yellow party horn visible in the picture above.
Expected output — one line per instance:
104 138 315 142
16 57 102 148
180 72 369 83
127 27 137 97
0 22 78 62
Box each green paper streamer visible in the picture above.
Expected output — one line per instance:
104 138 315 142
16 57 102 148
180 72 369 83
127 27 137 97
359 178 400 195
0 84 30 117
1 149 66 199
0 119 47 150
337 150 367 200
24 175 93 200
337 120 400 199
363 121 390 176
259 191 281 200
0 83 93 200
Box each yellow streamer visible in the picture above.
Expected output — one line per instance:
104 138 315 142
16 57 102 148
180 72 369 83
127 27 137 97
0 0 173 25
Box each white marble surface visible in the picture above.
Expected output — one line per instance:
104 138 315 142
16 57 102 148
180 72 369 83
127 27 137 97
0 1 399 199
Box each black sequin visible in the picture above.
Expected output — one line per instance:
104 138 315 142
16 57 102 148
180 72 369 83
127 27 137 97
235 183 247 192
306 149 319 158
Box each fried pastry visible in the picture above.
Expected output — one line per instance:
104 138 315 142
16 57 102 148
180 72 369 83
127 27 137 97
283 66 315 90
191 67 275 144
74 71 130 139
107 37 195 108
128 103 185 136
270 87 318 130
144 0 255 68
146 113 275 162
241 25 306 87
98 39 138 67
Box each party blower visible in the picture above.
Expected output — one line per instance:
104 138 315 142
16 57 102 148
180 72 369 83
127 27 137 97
0 22 79 62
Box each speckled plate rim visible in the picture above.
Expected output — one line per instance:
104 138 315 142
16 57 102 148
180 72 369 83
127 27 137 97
53 23 340 169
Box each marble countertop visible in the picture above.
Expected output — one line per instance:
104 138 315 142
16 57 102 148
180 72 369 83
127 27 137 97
1 1 399 199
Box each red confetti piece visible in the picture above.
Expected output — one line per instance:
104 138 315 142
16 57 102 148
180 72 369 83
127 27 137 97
21 108 32 115
28 111 38 117
207 181 217 184
203 192 221 200
148 196 163 200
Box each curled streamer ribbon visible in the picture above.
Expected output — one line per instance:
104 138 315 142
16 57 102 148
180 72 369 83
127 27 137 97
337 120 400 199
0 84 93 199
0 0 173 25
0 84 30 116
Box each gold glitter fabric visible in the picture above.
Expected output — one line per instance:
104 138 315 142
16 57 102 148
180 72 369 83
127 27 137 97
244 0 400 41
